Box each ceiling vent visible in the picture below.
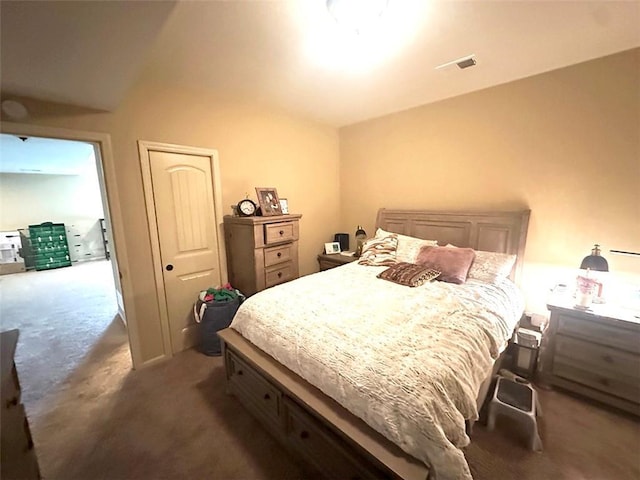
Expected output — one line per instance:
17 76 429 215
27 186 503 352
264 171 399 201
456 57 476 69
435 54 477 71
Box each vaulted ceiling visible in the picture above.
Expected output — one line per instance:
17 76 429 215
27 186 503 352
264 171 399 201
2 1 639 126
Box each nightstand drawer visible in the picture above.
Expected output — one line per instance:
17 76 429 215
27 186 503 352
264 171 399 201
558 314 640 354
264 222 296 245
264 244 292 267
265 262 295 287
553 357 640 403
554 334 640 380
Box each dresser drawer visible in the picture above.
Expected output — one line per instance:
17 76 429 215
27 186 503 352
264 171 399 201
283 398 387 480
265 262 295 287
552 356 640 403
264 244 292 267
264 222 296 245
227 351 282 430
557 314 640 354
554 334 640 380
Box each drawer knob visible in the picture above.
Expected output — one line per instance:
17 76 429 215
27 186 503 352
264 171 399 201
277 272 282 278
300 430 309 440
263 393 270 400
277 252 282 257
237 370 243 376
279 230 284 235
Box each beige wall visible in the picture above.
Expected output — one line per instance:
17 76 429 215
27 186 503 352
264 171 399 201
0 171 104 230
339 48 640 314
2 80 341 364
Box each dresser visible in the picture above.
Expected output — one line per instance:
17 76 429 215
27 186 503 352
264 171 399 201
224 214 302 296
543 299 640 416
1 330 40 479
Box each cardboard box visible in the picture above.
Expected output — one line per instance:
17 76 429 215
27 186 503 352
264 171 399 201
0 262 26 275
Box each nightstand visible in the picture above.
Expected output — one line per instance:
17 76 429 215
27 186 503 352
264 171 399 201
317 253 357 271
542 297 640 416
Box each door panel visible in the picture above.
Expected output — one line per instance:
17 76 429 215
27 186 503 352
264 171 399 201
149 151 221 353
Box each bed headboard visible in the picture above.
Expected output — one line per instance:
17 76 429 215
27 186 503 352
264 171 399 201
376 209 531 284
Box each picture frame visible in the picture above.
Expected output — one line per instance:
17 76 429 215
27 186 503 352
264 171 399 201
324 241 341 254
255 187 282 216
279 198 289 214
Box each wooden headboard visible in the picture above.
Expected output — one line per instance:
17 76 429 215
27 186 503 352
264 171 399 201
376 209 531 284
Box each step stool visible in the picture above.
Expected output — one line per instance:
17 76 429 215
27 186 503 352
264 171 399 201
487 375 542 451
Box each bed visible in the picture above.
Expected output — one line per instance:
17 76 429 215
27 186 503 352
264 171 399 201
218 209 530 480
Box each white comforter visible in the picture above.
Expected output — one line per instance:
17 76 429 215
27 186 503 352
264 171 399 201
230 262 523 480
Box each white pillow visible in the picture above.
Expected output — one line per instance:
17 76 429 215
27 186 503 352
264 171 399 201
375 228 438 263
446 244 516 284
468 250 517 283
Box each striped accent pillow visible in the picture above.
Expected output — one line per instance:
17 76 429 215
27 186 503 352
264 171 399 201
358 234 398 266
377 262 441 287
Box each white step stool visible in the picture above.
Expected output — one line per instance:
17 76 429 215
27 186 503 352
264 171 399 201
487 375 542 451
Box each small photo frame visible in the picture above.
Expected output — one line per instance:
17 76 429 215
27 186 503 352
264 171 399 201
255 187 282 216
324 242 341 254
279 198 289 214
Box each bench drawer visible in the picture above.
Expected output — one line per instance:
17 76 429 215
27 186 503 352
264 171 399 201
227 351 282 430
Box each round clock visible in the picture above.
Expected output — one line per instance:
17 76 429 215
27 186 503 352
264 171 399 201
237 198 257 217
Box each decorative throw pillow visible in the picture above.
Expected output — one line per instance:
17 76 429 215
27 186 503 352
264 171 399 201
415 246 476 284
468 250 517 284
375 228 438 263
377 262 441 287
358 234 398 266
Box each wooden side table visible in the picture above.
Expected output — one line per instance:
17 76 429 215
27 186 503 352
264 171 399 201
317 253 357 271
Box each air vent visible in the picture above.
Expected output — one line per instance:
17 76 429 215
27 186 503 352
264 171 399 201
435 54 477 71
456 57 476 69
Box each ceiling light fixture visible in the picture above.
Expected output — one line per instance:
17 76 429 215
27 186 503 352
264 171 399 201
326 0 389 34
1 100 29 120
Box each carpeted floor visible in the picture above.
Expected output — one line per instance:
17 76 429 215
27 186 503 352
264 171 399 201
2 261 639 479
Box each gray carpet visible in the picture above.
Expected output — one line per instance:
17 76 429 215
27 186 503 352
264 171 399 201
0 260 122 413
2 261 639 479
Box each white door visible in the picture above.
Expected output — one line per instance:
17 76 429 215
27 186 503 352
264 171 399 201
148 150 222 353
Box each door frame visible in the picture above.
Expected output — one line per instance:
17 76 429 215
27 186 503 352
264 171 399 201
138 140 227 356
0 121 142 367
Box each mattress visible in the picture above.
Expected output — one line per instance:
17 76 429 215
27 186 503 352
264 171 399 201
230 262 524 480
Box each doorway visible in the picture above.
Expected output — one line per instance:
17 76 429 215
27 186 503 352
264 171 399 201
0 132 130 410
0 122 141 369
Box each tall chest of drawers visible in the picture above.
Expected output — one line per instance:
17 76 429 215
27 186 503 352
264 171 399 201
543 300 640 416
224 214 302 296
1 329 41 479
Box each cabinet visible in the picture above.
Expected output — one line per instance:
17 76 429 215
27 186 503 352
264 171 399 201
224 214 302 296
543 300 640 416
1 330 41 479
28 222 71 271
317 253 357 271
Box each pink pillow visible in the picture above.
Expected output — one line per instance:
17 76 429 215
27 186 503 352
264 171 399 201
416 246 476 284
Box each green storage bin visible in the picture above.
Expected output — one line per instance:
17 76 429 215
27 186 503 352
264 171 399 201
28 222 72 271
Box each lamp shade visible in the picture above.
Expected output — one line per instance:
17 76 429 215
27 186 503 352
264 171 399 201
580 244 609 272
